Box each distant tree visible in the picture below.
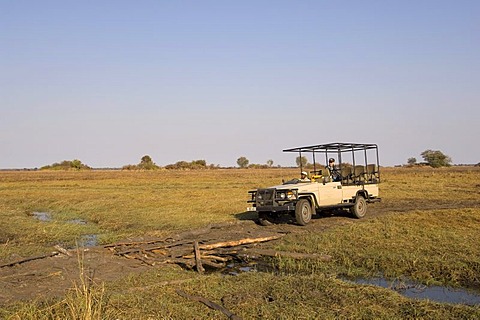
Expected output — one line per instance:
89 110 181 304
237 156 249 168
192 159 207 167
140 155 153 165
266 159 274 167
296 156 308 168
407 157 417 166
138 155 159 170
420 150 452 168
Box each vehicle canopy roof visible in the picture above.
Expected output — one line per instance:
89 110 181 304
283 142 378 154
283 142 380 183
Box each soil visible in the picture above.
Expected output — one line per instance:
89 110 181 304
1 198 479 305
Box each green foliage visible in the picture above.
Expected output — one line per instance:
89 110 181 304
421 150 452 168
236 156 249 168
407 157 417 165
41 159 91 170
122 155 159 170
164 159 210 170
295 156 308 168
266 159 274 167
248 163 269 169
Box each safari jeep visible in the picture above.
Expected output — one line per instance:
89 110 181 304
247 143 381 226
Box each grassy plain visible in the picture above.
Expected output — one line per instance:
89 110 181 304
1 167 480 319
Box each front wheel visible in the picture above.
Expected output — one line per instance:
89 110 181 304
295 199 312 226
258 212 274 226
350 196 367 219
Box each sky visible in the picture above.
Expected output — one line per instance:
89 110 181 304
1 1 479 168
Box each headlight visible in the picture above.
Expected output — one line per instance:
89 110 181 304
286 191 295 199
279 192 286 200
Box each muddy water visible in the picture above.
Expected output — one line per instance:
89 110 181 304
32 212 52 222
31 212 98 247
78 234 99 247
349 277 480 305
224 259 480 305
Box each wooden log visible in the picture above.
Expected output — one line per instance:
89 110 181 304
115 239 193 256
198 235 284 250
161 258 195 269
0 252 59 268
54 245 72 257
201 259 226 269
104 239 167 248
193 241 205 274
242 249 332 261
176 289 242 320
182 254 231 262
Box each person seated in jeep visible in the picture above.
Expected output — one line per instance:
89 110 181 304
299 171 310 182
327 158 341 182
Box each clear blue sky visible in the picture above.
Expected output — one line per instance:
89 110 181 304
1 1 479 168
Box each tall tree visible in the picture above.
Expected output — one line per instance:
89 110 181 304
407 157 417 166
237 156 249 168
421 150 452 168
296 156 308 168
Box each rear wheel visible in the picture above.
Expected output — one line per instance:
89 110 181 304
350 196 367 219
295 199 312 226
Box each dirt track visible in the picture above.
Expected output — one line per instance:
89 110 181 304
1 198 479 305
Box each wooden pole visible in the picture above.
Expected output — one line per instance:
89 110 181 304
193 241 205 274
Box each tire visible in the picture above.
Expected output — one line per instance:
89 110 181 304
350 195 367 219
258 212 274 226
295 199 312 226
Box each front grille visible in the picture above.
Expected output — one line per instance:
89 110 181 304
256 188 275 206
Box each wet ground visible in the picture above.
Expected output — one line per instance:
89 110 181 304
2 198 480 305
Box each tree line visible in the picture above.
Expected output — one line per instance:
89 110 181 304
38 149 469 171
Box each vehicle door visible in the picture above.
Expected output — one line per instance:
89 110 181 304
317 181 343 206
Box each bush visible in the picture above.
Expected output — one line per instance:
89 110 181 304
41 160 91 170
164 160 209 170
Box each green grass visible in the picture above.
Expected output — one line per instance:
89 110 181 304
274 208 480 288
1 167 480 319
0 169 289 258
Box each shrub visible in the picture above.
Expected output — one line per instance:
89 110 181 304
41 159 91 170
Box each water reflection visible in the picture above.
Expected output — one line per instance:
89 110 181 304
32 212 52 222
67 218 87 225
350 277 480 305
78 234 99 247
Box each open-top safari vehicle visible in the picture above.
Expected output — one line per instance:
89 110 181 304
247 143 381 225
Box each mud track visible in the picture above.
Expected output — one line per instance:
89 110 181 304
1 199 479 305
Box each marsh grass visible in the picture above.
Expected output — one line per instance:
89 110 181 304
2 249 108 320
2 167 480 319
0 169 292 259
274 208 480 288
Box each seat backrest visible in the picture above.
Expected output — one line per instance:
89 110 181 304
366 164 378 182
354 165 366 182
340 166 352 184
320 168 331 183
321 167 330 177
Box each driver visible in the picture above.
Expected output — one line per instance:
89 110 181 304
300 171 310 182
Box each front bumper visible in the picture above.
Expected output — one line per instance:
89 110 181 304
247 204 296 213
